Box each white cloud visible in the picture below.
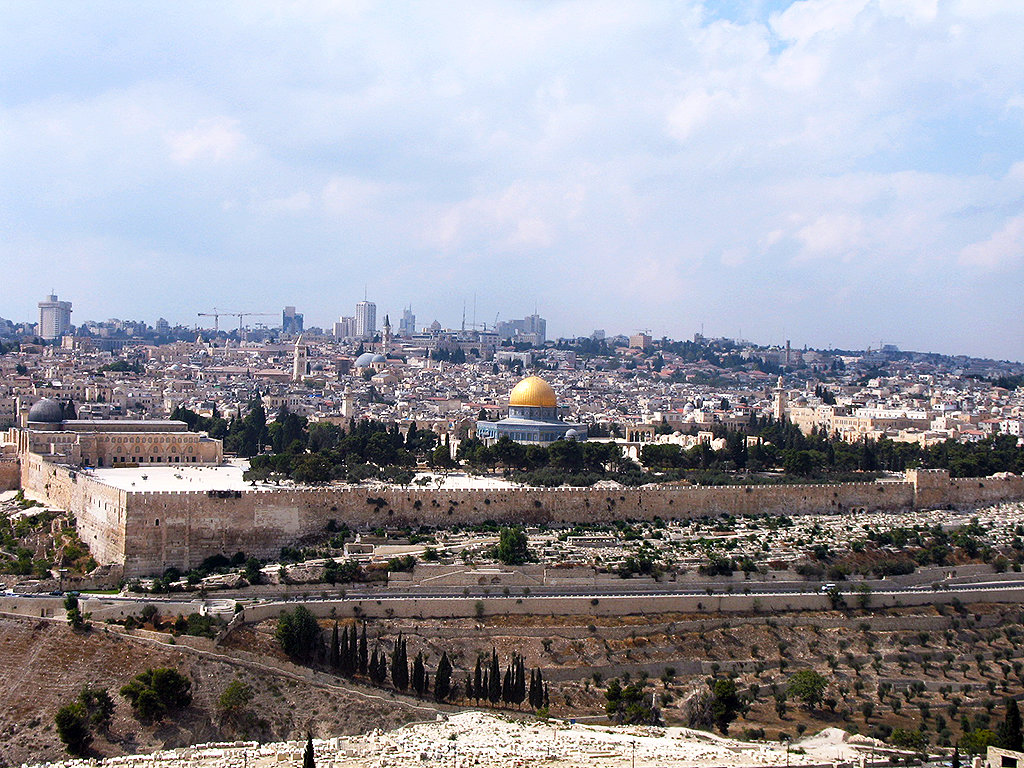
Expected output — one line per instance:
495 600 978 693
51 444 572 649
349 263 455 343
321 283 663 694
166 117 245 164
794 213 864 259
1 1 1023 357
770 0 870 44
959 215 1024 270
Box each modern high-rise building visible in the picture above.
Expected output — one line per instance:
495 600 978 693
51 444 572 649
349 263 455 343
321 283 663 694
282 306 304 335
495 313 546 345
333 316 356 339
38 293 72 340
355 301 376 339
523 313 546 342
399 307 416 336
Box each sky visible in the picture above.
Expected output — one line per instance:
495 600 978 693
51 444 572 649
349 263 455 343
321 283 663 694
1 0 1022 361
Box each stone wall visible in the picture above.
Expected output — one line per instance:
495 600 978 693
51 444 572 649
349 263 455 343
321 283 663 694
21 454 128 565
0 459 18 491
118 480 917 575
17 452 1024 577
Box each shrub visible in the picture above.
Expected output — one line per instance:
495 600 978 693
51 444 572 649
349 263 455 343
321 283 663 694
54 703 91 756
119 668 192 722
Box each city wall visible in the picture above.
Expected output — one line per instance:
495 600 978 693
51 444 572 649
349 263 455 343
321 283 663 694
20 454 128 566
0 458 19 491
118 480 917 575
18 457 1024 577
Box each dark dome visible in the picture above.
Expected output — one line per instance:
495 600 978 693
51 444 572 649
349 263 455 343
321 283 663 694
27 398 63 424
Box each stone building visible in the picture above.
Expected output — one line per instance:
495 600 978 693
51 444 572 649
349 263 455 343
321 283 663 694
6 397 222 467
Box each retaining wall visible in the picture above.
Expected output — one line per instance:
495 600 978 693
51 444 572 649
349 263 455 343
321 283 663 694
238 584 1024 623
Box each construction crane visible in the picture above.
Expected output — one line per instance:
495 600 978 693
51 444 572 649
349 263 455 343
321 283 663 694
198 308 229 332
231 312 275 339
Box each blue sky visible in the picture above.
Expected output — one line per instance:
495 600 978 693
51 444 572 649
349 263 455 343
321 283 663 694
1 0 1022 360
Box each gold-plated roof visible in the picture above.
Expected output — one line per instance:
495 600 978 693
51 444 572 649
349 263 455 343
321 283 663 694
508 376 557 408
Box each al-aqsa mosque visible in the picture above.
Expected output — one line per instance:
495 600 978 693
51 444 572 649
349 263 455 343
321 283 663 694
475 376 588 445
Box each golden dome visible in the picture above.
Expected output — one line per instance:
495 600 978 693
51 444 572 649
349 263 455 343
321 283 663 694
508 376 557 408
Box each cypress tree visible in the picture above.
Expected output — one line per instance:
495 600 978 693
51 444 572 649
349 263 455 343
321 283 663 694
474 657 483 703
502 664 513 705
339 625 350 674
488 649 501 704
330 622 339 670
529 669 540 709
413 652 426 697
465 673 473 702
435 651 453 702
358 624 368 675
392 636 409 691
1001 699 1023 751
514 656 526 707
482 671 489 705
303 733 315 768
348 622 359 671
543 682 549 709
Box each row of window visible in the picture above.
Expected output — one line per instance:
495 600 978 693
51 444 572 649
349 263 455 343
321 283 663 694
104 435 196 443
97 456 201 466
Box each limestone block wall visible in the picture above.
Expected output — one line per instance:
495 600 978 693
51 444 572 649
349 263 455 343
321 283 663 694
120 481 916 575
0 459 18 490
16 451 1024 578
945 474 1024 508
21 455 128 566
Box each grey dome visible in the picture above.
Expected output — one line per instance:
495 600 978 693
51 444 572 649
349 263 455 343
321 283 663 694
355 352 387 367
28 398 63 424
564 429 580 441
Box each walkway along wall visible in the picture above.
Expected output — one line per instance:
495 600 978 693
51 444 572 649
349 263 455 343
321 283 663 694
18 458 1024 576
237 583 1024 623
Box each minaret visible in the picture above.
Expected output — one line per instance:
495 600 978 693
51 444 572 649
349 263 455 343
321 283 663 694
773 375 787 422
381 314 392 356
342 385 355 418
292 334 308 382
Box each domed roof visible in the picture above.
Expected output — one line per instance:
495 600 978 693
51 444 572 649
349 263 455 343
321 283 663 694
509 376 557 408
354 352 386 368
564 429 580 441
27 398 63 424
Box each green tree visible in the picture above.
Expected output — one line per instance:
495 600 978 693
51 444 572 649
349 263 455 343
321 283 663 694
412 651 427 696
54 702 91 756
244 557 263 585
64 594 88 630
1000 698 1023 751
78 685 114 730
488 649 501 704
303 733 315 768
495 527 530 565
119 668 192 722
391 635 409 691
890 728 929 751
218 678 254 718
275 606 323 663
708 677 741 734
787 669 828 709
435 651 453 702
